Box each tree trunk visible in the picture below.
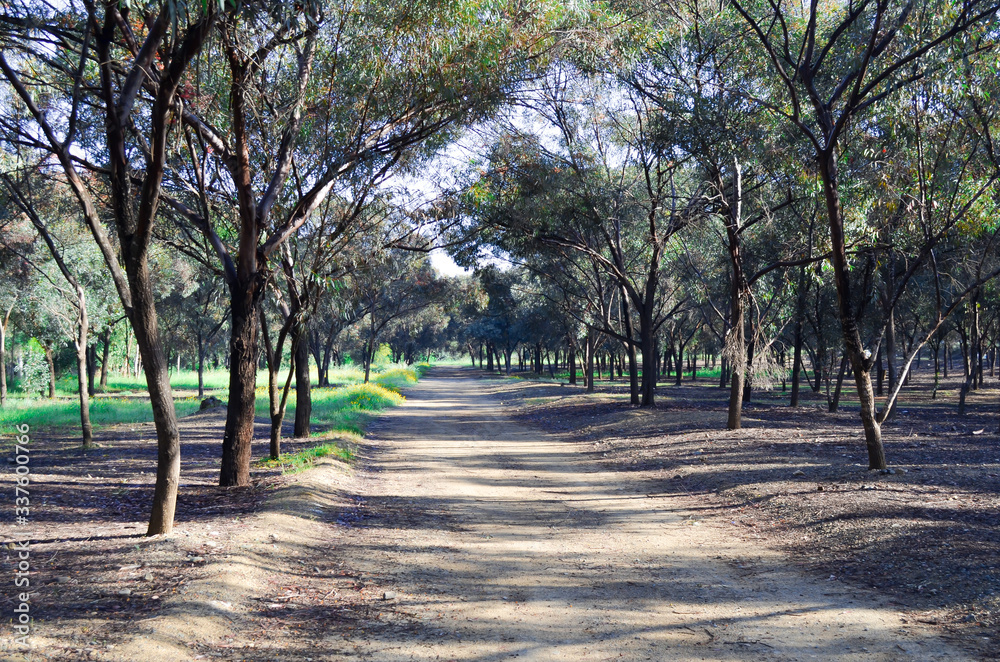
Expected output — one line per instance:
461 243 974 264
43 344 55 399
876 349 885 396
585 333 596 393
127 258 183 535
932 339 940 399
293 322 311 438
725 186 748 426
638 307 656 406
220 282 259 487
99 327 111 391
567 340 576 385
959 295 980 414
0 302 11 406
364 335 374 383
675 344 683 386
73 294 94 447
86 344 98 397
829 353 848 413
943 341 949 378
728 291 746 430
819 151 885 470
620 291 640 404
884 310 897 420
742 335 756 405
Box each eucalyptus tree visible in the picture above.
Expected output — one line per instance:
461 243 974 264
0 175 103 445
160 0 566 486
0 0 218 533
457 69 704 405
629 2 851 427
729 0 1000 469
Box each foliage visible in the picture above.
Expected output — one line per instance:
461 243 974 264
14 338 49 396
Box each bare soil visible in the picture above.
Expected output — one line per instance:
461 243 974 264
0 366 996 660
500 368 1000 659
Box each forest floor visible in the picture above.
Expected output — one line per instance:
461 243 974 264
0 366 996 660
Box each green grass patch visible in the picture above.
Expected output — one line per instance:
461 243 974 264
101 369 257 393
269 370 413 437
307 383 404 435
255 440 356 474
374 367 420 393
3 361 422 437
0 395 202 431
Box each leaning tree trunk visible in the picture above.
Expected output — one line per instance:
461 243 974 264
220 281 260 487
293 322 311 438
126 256 184 535
820 151 885 470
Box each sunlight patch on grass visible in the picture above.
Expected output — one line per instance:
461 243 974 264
374 367 419 393
0 395 202 430
255 439 356 474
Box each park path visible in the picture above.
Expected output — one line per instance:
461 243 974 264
334 367 971 661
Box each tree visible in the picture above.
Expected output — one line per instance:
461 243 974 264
164 0 564 486
1 0 218 533
729 0 1000 469
1 173 102 446
458 68 703 405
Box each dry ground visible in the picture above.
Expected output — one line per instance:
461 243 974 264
0 366 996 660
498 367 1000 659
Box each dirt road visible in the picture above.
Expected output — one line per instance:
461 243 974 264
333 368 971 661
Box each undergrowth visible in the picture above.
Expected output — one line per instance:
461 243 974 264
0 395 202 430
255 440 356 474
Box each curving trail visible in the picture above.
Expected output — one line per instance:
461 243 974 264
337 368 969 661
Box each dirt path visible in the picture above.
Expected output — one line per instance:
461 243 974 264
336 367 972 661
10 368 979 660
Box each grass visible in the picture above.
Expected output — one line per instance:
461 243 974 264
255 439 356 474
256 364 423 473
2 362 425 442
0 394 203 431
